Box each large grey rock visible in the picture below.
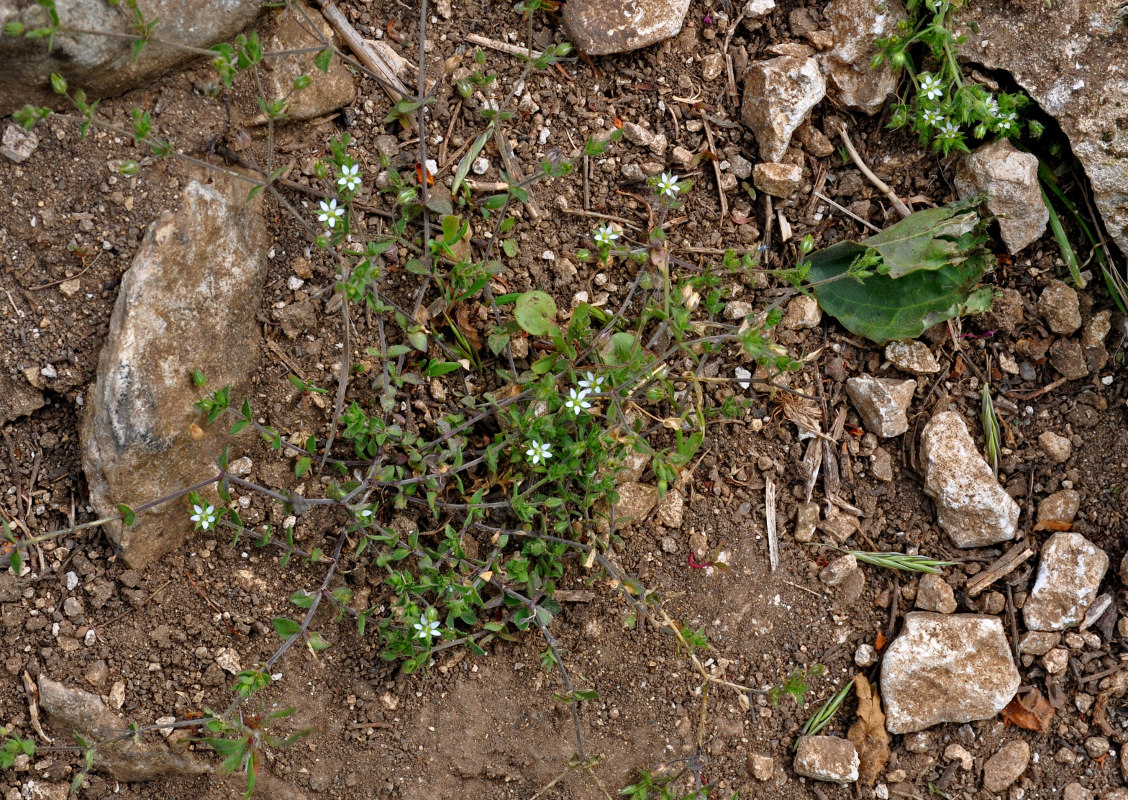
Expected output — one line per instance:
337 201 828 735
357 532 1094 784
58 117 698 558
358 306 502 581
794 736 859 784
957 0 1128 256
954 140 1047 254
0 0 262 115
820 0 904 114
38 675 209 781
1023 533 1109 631
81 172 269 569
881 612 1020 734
920 411 1019 548
562 0 692 55
741 55 826 162
845 375 915 438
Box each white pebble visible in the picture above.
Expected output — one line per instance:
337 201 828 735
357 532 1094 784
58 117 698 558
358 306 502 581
472 156 489 175
537 127 550 145
287 276 305 291
735 367 752 390
65 571 79 591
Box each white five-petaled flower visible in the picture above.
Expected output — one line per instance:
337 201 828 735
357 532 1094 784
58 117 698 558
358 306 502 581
526 440 552 465
937 120 960 141
656 172 681 199
592 223 620 248
564 387 592 416
318 198 345 229
984 97 1000 118
921 108 943 128
357 506 374 523
337 163 362 193
996 110 1018 134
190 503 218 531
413 614 440 640
919 73 944 102
577 371 606 392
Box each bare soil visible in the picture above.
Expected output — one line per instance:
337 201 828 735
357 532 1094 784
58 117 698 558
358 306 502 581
2 1 1128 799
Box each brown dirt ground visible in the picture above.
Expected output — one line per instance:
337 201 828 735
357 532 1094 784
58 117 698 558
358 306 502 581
2 0 1128 798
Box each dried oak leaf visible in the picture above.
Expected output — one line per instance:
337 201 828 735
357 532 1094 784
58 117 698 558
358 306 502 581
847 673 890 785
1000 687 1054 732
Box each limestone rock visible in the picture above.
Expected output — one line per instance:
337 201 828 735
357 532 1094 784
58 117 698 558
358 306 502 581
820 0 904 113
562 0 692 55
983 741 1030 794
781 294 822 329
656 488 684 528
845 375 915 438
793 736 860 784
1038 431 1072 463
613 482 660 527
741 55 826 162
81 173 269 569
920 411 1019 548
957 0 1128 257
881 612 1020 734
0 0 262 115
954 140 1047 254
885 340 939 375
1023 533 1109 631
38 675 208 781
249 1 355 125
749 752 774 780
820 553 858 587
1036 489 1080 530
2 123 38 162
753 161 803 198
1036 280 1083 336
915 573 957 614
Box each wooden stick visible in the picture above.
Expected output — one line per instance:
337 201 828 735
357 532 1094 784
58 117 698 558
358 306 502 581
837 123 911 219
701 117 729 221
965 544 1034 597
318 1 413 118
466 32 544 61
766 476 779 573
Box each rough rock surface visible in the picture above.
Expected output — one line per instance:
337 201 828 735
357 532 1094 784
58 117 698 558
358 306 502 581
793 736 860 784
1038 430 1073 463
845 375 915 438
81 172 269 569
915 573 957 614
953 140 1047 254
1036 489 1081 529
1023 533 1109 631
881 612 1020 734
957 0 1128 256
562 0 692 55
2 123 38 163
885 340 939 374
780 294 822 329
38 675 209 781
250 1 355 125
920 411 1020 548
0 0 262 115
741 55 826 162
1036 280 1083 336
983 741 1030 793
612 482 660 527
753 161 803 197
820 0 904 113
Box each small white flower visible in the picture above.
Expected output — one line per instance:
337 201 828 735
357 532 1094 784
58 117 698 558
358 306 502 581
983 97 1000 118
413 614 441 640
337 163 362 193
577 371 606 392
526 440 552 465
919 73 944 102
563 387 592 416
189 503 218 531
656 172 681 199
921 108 943 128
937 119 960 142
996 110 1018 134
356 506 375 524
592 223 620 248
318 198 345 229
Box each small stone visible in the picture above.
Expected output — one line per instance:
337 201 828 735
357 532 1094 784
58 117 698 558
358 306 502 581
1085 737 1110 759
1036 489 1080 530
83 659 109 687
1023 532 1109 631
819 0 902 113
780 294 821 329
855 643 878 667
735 367 752 390
1056 747 1079 765
215 647 242 674
59 278 82 298
1018 631 1061 655
1038 431 1072 463
701 53 725 81
795 501 819 542
954 140 1048 254
749 753 774 780
981 591 1006 615
729 153 753 180
944 743 973 770
109 680 126 709
614 482 660 527
63 597 84 618
793 736 859 784
743 0 776 17
1064 783 1095 800
1042 647 1069 674
1 124 39 163
753 161 803 197
915 573 957 614
870 448 893 482
1037 280 1083 335
660 536 678 553
796 122 835 157
741 56 826 162
724 300 754 320
65 571 80 591
227 456 253 477
885 340 940 375
820 553 858 587
904 732 931 753
920 411 1019 548
846 375 916 438
563 0 692 55
1050 338 1089 380
656 489 684 528
672 145 694 168
622 121 654 148
982 740 1030 793
881 612 1020 734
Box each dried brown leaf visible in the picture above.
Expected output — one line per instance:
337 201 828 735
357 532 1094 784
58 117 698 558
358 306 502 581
1000 687 1054 732
847 673 890 785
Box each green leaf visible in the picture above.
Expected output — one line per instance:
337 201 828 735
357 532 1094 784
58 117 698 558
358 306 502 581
49 72 66 94
294 457 311 477
513 290 556 336
307 632 330 651
314 48 332 73
500 239 517 257
9 549 22 576
272 617 301 639
452 126 492 195
117 503 136 526
808 200 997 344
